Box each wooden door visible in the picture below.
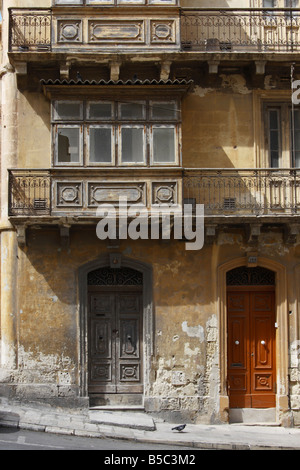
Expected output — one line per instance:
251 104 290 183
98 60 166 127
227 290 276 408
88 289 143 396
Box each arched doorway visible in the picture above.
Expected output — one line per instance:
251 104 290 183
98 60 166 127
88 266 144 406
217 257 289 424
226 266 276 408
78 256 153 408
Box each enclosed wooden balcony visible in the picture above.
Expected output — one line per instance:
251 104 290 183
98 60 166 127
8 168 300 246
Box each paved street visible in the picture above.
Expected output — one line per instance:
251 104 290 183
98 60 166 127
0 427 197 451
1 402 300 451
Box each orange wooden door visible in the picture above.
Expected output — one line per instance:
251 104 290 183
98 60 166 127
227 290 276 408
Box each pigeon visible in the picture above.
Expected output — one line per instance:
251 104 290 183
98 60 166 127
172 424 186 432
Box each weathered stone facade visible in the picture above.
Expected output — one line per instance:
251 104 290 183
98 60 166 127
1 0 300 426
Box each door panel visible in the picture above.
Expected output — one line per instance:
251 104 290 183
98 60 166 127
250 292 276 408
227 292 251 407
227 290 276 408
88 290 143 395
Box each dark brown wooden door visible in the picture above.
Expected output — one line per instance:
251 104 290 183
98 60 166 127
227 290 276 408
88 289 143 395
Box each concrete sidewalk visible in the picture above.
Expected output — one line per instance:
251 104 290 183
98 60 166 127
0 401 300 450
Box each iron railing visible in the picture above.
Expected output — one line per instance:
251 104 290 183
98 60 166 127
9 8 52 52
181 8 300 52
8 168 300 217
183 169 300 216
8 170 51 216
8 8 300 53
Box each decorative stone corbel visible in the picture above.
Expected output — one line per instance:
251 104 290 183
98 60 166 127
16 225 26 247
60 225 70 249
60 61 71 80
255 60 267 75
205 224 218 244
208 61 220 74
283 223 300 245
110 61 121 81
160 61 172 81
245 223 261 245
14 61 27 76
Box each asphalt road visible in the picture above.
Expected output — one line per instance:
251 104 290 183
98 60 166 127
0 426 198 452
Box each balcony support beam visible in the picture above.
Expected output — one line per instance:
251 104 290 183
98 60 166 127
283 223 300 245
16 225 26 247
110 61 121 81
60 61 71 80
255 60 267 75
245 223 261 246
208 61 220 74
160 60 172 81
205 224 217 244
14 61 27 76
60 225 70 249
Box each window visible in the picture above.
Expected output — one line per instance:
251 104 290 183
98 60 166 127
52 99 181 166
263 0 275 7
265 103 300 167
285 0 298 7
54 0 177 5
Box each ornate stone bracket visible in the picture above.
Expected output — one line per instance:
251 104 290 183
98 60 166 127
16 225 26 247
205 224 218 244
245 223 261 246
208 61 220 74
255 60 267 75
60 225 70 249
283 223 300 245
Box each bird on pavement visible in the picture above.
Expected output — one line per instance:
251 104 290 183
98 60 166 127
172 424 186 432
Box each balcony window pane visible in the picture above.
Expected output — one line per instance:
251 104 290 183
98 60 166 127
291 109 300 167
148 0 177 3
117 0 145 4
55 102 82 120
263 0 275 7
57 127 80 163
55 0 83 4
88 102 113 120
87 0 114 4
285 0 298 7
119 102 145 120
89 127 112 164
152 127 176 163
268 109 280 168
151 102 178 120
121 127 145 163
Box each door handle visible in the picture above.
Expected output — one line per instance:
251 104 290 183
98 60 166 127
261 340 266 345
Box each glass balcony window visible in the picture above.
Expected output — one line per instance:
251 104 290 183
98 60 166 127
52 99 181 167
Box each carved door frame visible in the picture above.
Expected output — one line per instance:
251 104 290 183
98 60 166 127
78 255 153 402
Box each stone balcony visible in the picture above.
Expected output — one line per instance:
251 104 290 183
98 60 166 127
8 168 182 218
8 168 300 246
8 7 300 77
9 7 300 54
